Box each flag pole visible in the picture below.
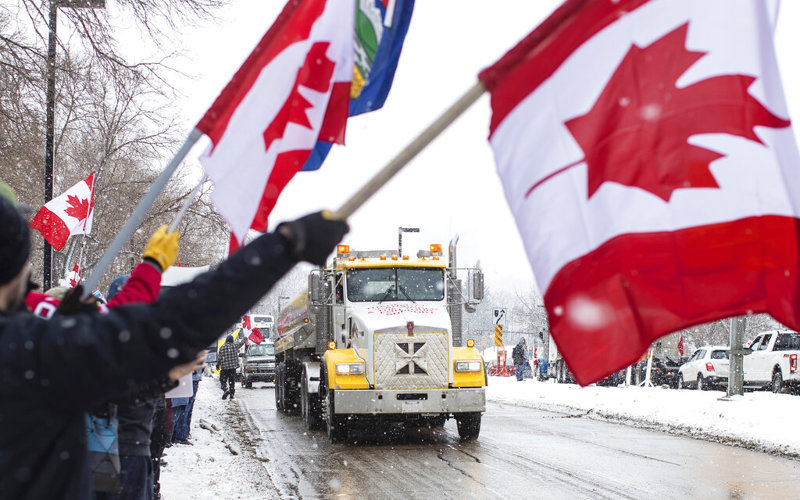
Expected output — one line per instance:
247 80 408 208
168 178 206 232
82 128 203 296
330 81 486 220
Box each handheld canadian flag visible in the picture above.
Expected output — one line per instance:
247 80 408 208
678 335 685 357
479 0 798 385
197 0 354 248
241 315 264 345
59 264 81 289
30 172 95 251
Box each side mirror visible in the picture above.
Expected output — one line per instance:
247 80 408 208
472 271 484 301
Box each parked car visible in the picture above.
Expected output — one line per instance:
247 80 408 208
678 346 730 390
634 355 686 387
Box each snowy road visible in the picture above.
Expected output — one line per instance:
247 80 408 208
221 382 800 499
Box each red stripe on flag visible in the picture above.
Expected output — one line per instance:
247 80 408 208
29 206 71 251
544 215 800 385
250 149 312 232
317 80 351 144
478 0 652 136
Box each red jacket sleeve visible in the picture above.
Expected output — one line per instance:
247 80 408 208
107 262 162 307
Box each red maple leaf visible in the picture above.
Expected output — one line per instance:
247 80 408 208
534 23 790 202
65 194 90 221
263 41 335 152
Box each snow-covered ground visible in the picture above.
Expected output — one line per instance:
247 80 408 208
488 376 800 457
161 374 800 499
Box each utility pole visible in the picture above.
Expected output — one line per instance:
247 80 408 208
43 0 106 289
727 316 747 397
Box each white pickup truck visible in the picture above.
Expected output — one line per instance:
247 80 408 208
743 330 800 393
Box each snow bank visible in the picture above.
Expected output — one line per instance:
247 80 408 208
487 376 800 457
160 377 271 500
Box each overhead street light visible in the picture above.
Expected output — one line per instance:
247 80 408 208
43 0 105 289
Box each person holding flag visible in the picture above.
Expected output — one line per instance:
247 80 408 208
0 191 348 498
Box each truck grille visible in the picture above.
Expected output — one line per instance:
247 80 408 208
373 332 448 389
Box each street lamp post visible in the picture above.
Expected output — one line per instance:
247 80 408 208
43 0 105 290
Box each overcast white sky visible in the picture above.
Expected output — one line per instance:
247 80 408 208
118 0 800 295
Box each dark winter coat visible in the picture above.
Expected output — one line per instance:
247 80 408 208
0 231 296 499
117 376 176 457
512 343 526 365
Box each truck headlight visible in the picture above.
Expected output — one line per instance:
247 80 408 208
455 360 482 372
335 363 364 375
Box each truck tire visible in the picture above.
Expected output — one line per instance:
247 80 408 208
321 369 347 443
772 370 783 394
455 412 481 440
301 368 322 430
275 363 286 412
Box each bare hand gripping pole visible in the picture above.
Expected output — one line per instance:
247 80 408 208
82 128 203 296
330 81 486 221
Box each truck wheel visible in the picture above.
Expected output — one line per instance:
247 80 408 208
301 369 322 430
325 392 348 443
455 412 481 440
772 370 783 394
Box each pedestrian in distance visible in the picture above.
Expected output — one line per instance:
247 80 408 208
0 193 349 500
217 333 245 399
185 368 203 439
512 338 528 381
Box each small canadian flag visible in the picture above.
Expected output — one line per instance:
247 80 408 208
30 172 95 251
242 315 264 345
59 264 81 289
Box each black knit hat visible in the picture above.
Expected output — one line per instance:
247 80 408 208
0 195 31 285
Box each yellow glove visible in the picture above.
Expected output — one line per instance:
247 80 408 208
143 225 179 271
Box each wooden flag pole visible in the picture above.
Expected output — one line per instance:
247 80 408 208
82 129 203 296
330 81 486 220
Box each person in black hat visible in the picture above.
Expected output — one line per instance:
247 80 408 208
0 193 349 499
216 333 245 400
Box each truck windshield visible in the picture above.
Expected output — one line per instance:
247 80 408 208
347 268 445 302
247 344 274 356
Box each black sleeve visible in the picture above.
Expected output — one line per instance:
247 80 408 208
0 231 296 411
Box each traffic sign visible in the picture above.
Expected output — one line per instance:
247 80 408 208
493 308 506 346
493 324 503 346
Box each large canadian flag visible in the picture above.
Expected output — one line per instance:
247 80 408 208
30 172 95 251
479 0 799 385
197 0 354 247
